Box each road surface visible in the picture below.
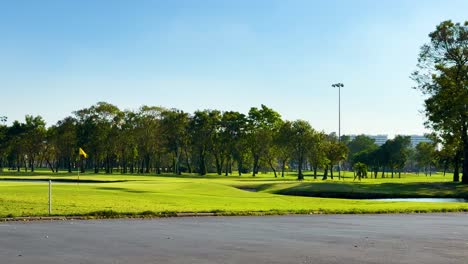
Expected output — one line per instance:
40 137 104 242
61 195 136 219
1 214 467 263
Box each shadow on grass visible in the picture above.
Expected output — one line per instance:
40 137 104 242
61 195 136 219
242 181 468 199
95 186 152 193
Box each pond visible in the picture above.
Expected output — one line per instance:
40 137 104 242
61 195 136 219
371 198 468 203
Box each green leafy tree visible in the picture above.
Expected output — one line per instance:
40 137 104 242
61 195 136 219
415 141 437 176
347 135 378 163
221 111 248 176
308 131 327 179
22 115 47 172
412 20 468 183
135 106 165 174
290 120 315 180
384 136 411 178
353 162 368 181
324 138 348 180
190 110 221 175
275 121 295 177
51 117 78 173
74 102 121 173
161 109 189 175
247 105 282 176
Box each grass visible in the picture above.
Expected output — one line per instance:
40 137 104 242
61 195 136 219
0 169 467 218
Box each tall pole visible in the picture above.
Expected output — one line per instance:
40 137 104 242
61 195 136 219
332 83 344 180
338 85 341 180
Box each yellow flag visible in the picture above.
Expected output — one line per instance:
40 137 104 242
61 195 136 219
79 148 88 158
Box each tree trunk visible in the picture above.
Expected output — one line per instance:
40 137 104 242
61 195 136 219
268 159 277 178
30 154 35 172
215 155 222 175
297 156 304 180
94 156 99 173
443 159 448 176
184 148 192 174
281 158 287 177
322 166 328 180
46 159 55 173
67 157 72 173
174 149 181 175
225 156 230 176
454 151 461 182
199 149 206 176
462 124 468 184
330 164 333 180
252 155 259 177
145 155 151 173
313 165 318 179
139 159 144 173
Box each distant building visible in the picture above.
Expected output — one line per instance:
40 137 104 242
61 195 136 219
408 135 432 148
348 134 388 146
347 134 431 147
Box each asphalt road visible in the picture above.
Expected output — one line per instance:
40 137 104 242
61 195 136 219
1 214 467 264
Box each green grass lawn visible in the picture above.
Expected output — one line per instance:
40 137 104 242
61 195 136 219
0 170 467 218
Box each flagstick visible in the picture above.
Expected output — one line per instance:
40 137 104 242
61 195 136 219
48 180 52 215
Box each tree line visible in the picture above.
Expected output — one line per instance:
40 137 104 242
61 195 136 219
0 103 345 180
0 103 459 181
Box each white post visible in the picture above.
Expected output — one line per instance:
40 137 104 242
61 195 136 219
48 180 52 215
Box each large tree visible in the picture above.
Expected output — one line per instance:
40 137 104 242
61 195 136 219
190 110 221 175
135 106 165 174
383 136 411 178
51 117 78 173
290 120 315 180
347 135 378 162
247 105 282 176
309 131 328 179
324 138 348 180
415 141 437 176
412 20 468 183
220 111 248 176
275 121 295 177
161 109 189 175
74 102 122 173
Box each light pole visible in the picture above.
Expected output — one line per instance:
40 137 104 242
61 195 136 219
332 83 344 179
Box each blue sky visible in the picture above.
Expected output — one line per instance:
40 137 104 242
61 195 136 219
1 0 467 137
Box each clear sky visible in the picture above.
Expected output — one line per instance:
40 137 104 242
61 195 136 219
1 0 467 137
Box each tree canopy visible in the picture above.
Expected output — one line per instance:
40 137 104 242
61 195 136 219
412 20 468 183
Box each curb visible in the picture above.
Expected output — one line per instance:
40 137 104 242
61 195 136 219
1 216 87 222
0 213 219 222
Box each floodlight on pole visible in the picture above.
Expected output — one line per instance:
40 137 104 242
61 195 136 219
331 83 344 142
332 83 344 180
